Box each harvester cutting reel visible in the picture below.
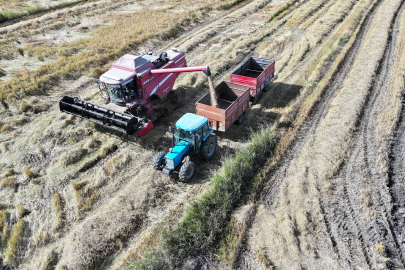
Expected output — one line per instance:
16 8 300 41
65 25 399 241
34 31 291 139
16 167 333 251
59 96 153 137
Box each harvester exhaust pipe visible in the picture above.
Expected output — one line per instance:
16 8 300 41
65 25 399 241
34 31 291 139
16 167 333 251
59 96 140 135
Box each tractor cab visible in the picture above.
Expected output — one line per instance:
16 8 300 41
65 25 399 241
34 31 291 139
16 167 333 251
153 113 217 182
173 113 211 155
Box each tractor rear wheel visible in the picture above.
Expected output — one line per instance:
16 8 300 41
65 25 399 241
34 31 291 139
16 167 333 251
235 112 244 125
153 152 166 170
179 161 195 182
200 134 217 160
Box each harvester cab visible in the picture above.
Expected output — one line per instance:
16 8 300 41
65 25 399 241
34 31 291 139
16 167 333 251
153 113 217 182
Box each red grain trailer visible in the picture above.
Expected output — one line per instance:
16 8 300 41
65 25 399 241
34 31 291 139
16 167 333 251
230 57 275 104
195 81 250 132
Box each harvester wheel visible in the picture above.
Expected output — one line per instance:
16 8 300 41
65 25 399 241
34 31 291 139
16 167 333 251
235 112 244 125
179 161 195 182
200 134 217 160
153 152 166 170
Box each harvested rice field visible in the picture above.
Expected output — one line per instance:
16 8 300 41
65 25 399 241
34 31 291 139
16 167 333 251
1 0 405 269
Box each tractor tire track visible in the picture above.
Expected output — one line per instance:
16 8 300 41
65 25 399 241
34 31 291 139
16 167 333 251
387 3 405 268
298 0 336 27
156 0 259 54
277 0 361 88
258 0 369 205
390 97 405 267
233 0 385 268
262 0 381 211
251 0 385 267
329 0 405 268
299 0 338 30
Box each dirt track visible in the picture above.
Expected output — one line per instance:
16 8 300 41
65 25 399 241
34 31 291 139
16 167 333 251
2 0 405 269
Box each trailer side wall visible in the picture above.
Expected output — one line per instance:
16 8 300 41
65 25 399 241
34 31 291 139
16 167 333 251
196 81 249 131
230 57 275 98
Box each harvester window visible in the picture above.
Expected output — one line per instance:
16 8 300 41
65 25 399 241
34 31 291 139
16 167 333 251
122 79 137 99
124 80 136 90
105 84 125 104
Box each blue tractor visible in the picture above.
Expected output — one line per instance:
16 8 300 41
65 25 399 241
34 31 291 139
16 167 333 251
153 113 217 182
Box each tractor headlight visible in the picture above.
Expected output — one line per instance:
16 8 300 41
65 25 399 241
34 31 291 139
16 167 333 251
166 158 174 168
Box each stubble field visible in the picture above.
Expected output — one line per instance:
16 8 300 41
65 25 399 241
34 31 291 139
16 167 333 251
1 0 405 269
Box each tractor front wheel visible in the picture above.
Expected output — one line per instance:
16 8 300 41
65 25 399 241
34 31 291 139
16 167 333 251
153 152 166 170
200 134 217 160
179 161 195 182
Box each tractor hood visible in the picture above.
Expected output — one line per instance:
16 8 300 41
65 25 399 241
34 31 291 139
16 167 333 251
165 141 190 169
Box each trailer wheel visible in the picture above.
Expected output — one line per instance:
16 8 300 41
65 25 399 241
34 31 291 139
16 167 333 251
153 152 166 170
263 84 270 92
235 112 244 125
179 161 195 182
200 134 217 160
251 95 259 105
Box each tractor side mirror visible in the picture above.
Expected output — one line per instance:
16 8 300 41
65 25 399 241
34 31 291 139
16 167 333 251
169 126 174 134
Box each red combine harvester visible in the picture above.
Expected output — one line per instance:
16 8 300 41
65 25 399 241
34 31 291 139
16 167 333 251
59 49 211 137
